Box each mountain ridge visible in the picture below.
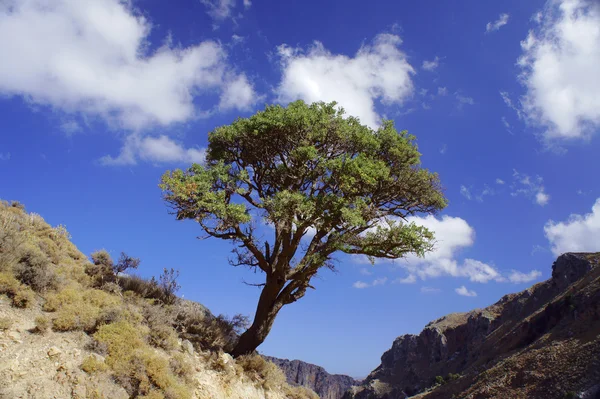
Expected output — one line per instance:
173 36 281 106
344 252 600 399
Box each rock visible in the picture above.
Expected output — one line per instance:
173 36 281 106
182 339 194 356
47 346 62 358
265 356 358 399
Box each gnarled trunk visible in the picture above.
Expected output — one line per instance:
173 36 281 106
229 279 284 358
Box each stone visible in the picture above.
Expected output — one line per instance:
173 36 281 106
47 347 61 358
182 339 194 356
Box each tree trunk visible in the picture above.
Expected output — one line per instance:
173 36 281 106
229 280 284 358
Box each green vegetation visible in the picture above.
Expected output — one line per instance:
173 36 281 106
161 100 447 356
0 199 316 399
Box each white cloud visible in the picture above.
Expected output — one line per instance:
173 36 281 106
439 144 447 154
500 91 524 119
0 0 256 130
219 75 257 111
496 178 505 185
394 274 417 284
276 33 415 129
460 185 472 200
456 93 475 107
422 56 440 71
352 277 388 289
353 281 370 289
0 152 10 161
243 0 252 9
476 185 494 202
511 170 550 206
518 0 600 140
201 0 236 21
544 198 600 256
399 215 503 283
508 270 542 283
359 268 373 276
101 135 206 166
455 285 477 297
437 87 448 96
421 286 441 294
486 13 510 33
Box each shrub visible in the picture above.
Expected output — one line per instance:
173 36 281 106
45 288 123 332
81 354 108 374
174 301 248 352
119 275 164 300
93 321 191 398
283 385 320 399
35 315 50 334
114 252 141 275
435 375 445 385
12 286 35 308
169 353 194 384
158 268 180 305
236 354 287 390
0 317 12 331
447 373 460 381
14 244 59 292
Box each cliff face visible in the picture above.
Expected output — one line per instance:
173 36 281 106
345 253 600 399
266 356 358 399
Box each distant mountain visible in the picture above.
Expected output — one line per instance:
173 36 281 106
265 356 358 399
344 253 600 399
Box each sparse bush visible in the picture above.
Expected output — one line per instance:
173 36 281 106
174 300 248 352
169 353 194 384
14 244 59 292
12 286 35 308
35 315 50 334
0 317 12 331
114 252 141 275
10 200 26 211
236 354 287 390
119 275 164 300
283 385 320 399
81 354 108 374
87 250 115 286
446 373 460 381
158 268 180 305
93 320 191 398
435 375 445 385
45 288 122 332
0 271 35 308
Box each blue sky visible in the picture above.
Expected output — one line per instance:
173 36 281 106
1 0 600 378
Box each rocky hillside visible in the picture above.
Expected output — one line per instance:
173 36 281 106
0 200 318 399
265 356 357 399
345 253 600 399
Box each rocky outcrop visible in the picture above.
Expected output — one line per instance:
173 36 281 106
344 253 600 399
266 356 358 399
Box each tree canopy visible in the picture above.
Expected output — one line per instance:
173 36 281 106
160 100 447 356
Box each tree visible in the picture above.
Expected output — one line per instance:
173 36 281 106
160 101 447 357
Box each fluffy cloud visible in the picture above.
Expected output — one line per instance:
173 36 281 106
496 179 505 185
511 170 550 206
518 0 600 140
397 215 503 283
486 13 510 33
455 285 477 297
421 286 441 294
0 152 10 161
100 135 205 166
544 198 600 256
508 270 542 283
276 33 415 129
0 0 256 130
